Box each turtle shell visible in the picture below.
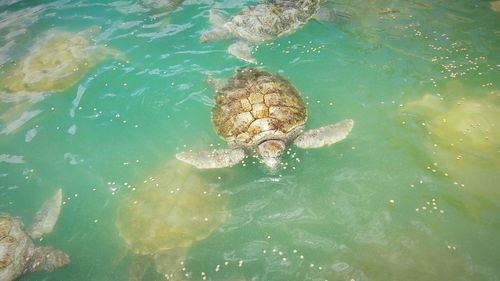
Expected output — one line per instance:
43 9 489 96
0 216 34 281
115 162 228 256
2 27 121 93
229 0 322 43
212 68 307 145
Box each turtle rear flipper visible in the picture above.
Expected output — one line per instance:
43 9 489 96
294 119 353 149
228 41 257 64
314 7 351 22
200 25 234 42
209 5 226 25
27 189 62 240
153 247 188 279
206 77 229 92
176 148 245 169
200 6 236 43
28 246 69 272
127 255 154 281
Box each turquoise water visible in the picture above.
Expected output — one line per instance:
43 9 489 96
0 0 499 280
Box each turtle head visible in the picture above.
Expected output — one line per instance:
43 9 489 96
257 140 286 171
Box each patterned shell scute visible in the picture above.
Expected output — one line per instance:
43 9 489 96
0 217 14 270
0 216 32 280
212 68 307 145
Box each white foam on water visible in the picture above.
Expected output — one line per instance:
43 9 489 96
0 109 42 135
25 128 37 142
0 154 24 164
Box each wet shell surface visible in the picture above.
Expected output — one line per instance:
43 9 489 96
115 162 228 256
212 68 307 145
2 27 120 94
0 216 33 281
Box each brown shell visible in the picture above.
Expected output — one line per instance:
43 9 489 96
212 68 307 145
0 216 33 280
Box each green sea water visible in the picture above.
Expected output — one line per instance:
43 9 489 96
0 0 499 280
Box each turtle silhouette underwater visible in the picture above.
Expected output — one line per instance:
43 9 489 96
0 189 69 281
0 27 122 135
200 0 349 63
1 26 122 94
176 67 354 171
115 161 228 280
401 91 500 200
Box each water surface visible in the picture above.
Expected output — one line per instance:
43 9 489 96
0 0 499 280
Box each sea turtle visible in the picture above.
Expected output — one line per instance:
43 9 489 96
115 161 228 280
401 87 500 203
1 26 122 94
0 189 69 281
176 67 354 171
0 26 122 135
491 1 500 12
200 0 348 63
402 93 500 162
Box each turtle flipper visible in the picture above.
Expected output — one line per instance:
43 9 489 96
127 255 153 281
200 25 234 42
27 189 63 239
200 6 232 43
29 246 69 272
153 247 188 279
293 119 354 149
209 5 226 25
314 7 351 22
176 148 245 169
228 41 257 64
207 76 229 92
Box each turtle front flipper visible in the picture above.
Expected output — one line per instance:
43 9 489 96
27 189 62 239
228 41 257 64
176 148 245 169
293 119 354 149
28 246 69 272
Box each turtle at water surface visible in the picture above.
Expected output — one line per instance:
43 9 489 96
200 0 349 63
1 26 122 94
176 67 354 171
0 189 69 281
115 161 228 280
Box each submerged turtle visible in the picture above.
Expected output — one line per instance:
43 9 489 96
401 91 500 199
176 67 354 171
1 26 121 94
0 189 69 281
0 27 122 135
115 161 228 280
491 1 500 12
200 0 348 63
402 93 500 161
